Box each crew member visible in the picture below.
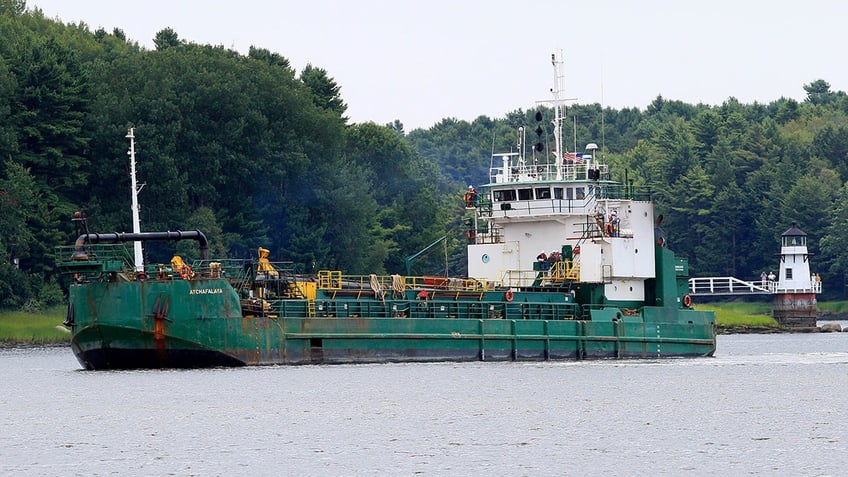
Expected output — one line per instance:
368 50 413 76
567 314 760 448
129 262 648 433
536 250 549 270
609 212 620 237
464 186 478 208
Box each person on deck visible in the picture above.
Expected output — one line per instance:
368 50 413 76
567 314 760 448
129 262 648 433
464 186 478 208
609 213 620 237
536 251 549 270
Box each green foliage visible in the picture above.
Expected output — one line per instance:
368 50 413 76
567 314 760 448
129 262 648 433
153 27 180 50
0 161 36 260
804 79 840 106
696 303 778 327
176 206 229 261
6 5 848 310
817 301 848 314
0 305 69 344
0 263 62 309
0 0 25 16
300 64 347 119
343 122 449 274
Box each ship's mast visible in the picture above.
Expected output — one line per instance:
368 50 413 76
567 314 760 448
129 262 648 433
552 52 563 179
545 50 572 180
126 128 144 272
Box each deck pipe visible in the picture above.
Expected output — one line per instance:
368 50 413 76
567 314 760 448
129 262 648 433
72 231 209 260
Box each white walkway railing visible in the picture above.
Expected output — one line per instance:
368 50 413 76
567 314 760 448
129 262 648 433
689 277 823 296
688 277 772 296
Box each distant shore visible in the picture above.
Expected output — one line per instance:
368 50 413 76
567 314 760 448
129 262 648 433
0 340 68 349
717 325 785 334
0 307 70 347
716 324 844 334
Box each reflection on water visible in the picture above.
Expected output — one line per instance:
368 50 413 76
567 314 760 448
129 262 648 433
2 333 846 476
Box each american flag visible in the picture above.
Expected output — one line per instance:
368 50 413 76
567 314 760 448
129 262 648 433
563 152 584 163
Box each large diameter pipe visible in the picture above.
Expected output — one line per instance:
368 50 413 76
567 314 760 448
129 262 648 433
73 231 209 261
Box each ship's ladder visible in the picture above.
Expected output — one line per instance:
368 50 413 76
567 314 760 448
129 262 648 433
285 280 308 299
307 298 316 317
538 260 580 286
318 270 342 289
557 219 596 283
565 259 580 280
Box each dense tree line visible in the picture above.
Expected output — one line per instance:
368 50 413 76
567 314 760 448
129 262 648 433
3 1 848 309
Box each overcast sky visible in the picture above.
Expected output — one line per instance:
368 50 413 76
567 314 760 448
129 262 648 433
30 0 848 131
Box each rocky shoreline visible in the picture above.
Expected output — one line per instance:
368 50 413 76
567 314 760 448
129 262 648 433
717 326 786 334
817 311 848 321
718 320 847 335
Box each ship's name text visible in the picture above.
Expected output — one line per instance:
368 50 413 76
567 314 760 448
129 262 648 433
189 288 225 295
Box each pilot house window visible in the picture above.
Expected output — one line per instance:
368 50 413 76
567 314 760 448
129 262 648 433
493 190 516 202
535 187 551 199
575 187 585 200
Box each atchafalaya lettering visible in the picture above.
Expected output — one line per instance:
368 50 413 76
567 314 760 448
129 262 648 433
189 288 224 295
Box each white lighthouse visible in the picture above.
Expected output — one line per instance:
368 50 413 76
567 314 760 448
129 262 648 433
773 223 822 327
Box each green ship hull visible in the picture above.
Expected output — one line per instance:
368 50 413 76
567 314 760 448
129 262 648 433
57 53 716 370
70 314 715 369
60 243 715 370
73 318 715 370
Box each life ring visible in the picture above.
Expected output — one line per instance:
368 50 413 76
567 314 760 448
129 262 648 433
178 265 192 279
682 294 692 308
573 245 580 255
466 230 476 239
504 290 514 302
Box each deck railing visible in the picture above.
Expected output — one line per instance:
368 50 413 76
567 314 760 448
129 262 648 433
685 276 828 295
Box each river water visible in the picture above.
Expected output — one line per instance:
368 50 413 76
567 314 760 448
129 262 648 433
2 330 847 476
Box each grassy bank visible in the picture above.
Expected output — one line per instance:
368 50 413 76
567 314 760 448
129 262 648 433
696 301 782 332
0 306 70 346
817 301 848 318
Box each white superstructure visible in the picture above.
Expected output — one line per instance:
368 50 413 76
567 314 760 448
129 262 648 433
466 52 657 302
